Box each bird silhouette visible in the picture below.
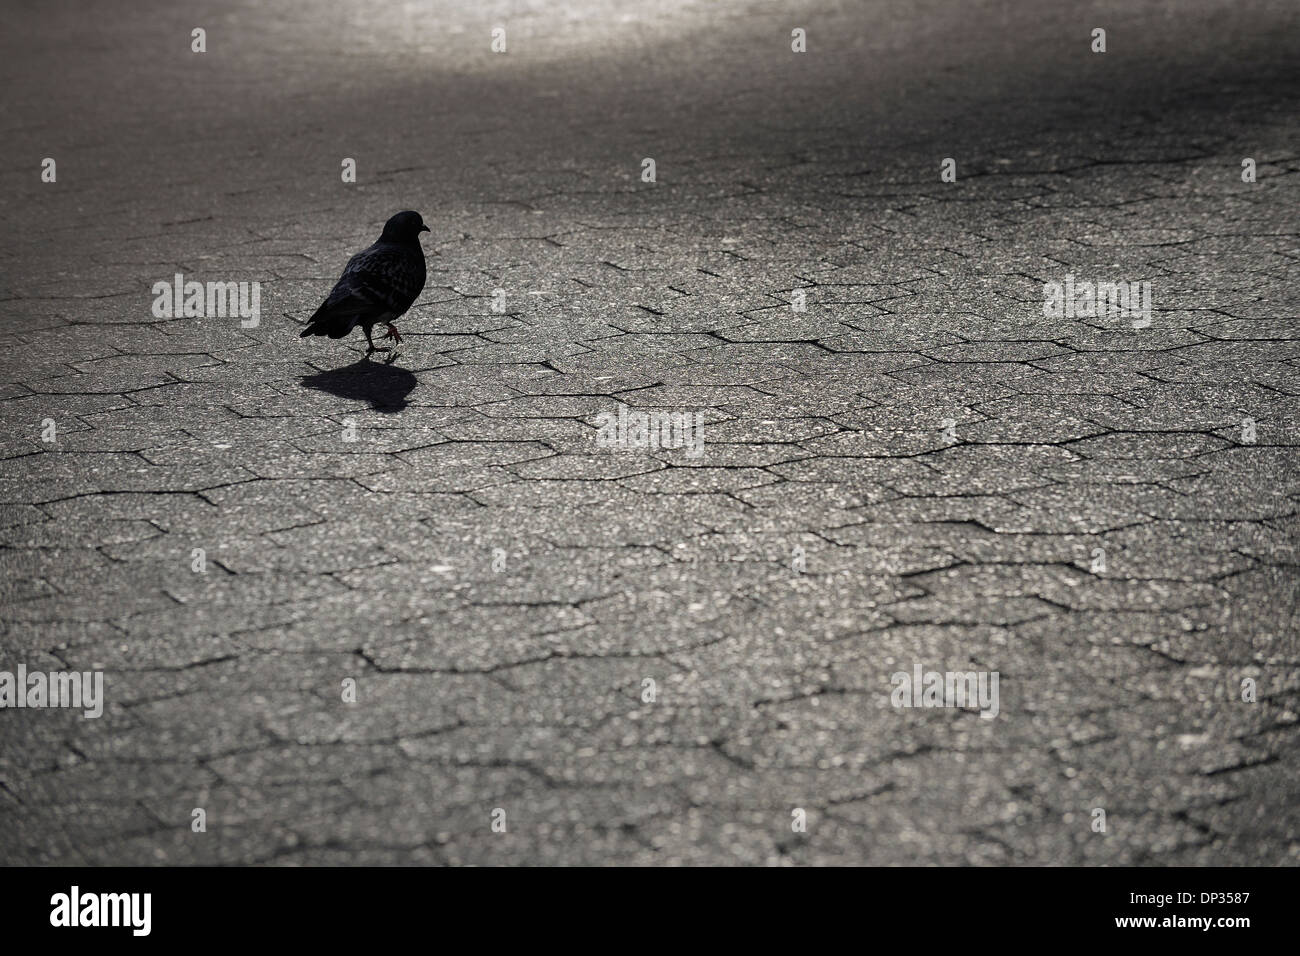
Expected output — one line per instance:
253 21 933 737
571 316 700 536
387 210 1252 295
300 211 429 355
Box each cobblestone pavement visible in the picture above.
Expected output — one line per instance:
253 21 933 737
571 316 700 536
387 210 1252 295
1 0 1297 865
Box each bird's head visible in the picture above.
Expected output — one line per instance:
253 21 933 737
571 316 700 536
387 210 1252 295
380 210 431 243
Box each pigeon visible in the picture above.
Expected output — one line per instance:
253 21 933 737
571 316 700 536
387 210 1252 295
300 210 430 355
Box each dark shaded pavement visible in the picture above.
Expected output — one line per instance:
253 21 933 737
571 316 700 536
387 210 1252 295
1 0 1297 864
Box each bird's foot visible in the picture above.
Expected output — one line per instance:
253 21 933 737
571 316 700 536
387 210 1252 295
383 324 403 344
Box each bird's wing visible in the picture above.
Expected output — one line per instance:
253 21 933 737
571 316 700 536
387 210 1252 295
319 243 425 318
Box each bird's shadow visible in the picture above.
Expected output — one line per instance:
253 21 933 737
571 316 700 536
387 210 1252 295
300 357 417 412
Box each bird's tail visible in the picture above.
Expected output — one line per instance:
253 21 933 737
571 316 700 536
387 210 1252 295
300 302 361 338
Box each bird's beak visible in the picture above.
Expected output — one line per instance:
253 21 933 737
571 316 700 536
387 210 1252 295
420 225 430 233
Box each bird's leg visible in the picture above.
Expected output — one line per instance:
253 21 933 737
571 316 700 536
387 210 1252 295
362 326 389 356
382 323 403 344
